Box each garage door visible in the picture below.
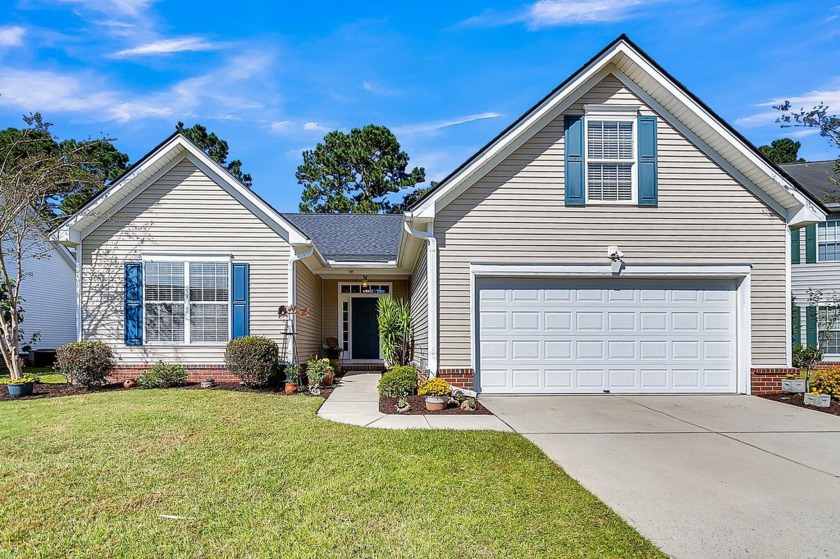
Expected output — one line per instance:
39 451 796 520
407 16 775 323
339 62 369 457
477 278 737 394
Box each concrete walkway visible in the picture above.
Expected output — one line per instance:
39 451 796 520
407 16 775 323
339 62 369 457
317 371 511 431
482 394 840 559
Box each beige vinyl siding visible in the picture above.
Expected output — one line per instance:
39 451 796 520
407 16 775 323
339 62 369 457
322 278 409 344
435 73 787 368
295 261 322 361
81 158 291 365
409 249 429 367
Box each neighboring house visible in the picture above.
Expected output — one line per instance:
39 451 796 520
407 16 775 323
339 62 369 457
784 160 840 359
53 35 826 394
2 230 77 356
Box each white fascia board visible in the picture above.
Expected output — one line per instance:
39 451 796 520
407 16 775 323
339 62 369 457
787 202 827 228
470 262 753 279
617 46 814 212
53 135 185 241
326 260 398 268
411 45 623 218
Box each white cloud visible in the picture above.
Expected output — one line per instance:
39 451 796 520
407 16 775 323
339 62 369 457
0 26 25 47
0 49 276 123
461 0 662 29
270 120 291 131
736 84 840 128
394 112 502 136
303 121 331 133
113 36 223 57
362 81 400 96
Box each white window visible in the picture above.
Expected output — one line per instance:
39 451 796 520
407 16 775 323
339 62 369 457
818 220 840 262
144 260 230 344
819 307 840 355
586 119 635 202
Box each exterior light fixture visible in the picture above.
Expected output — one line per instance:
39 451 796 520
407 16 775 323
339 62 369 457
608 246 624 275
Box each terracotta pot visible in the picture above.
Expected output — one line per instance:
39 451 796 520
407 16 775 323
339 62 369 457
425 396 447 411
284 382 297 395
123 379 136 389
324 371 335 386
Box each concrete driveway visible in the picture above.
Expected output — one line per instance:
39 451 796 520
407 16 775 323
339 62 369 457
481 395 840 559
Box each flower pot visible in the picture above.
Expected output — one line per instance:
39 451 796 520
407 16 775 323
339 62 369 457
6 382 34 398
200 380 215 389
781 378 806 393
284 382 297 395
424 395 448 411
804 393 831 408
123 379 136 389
324 371 335 386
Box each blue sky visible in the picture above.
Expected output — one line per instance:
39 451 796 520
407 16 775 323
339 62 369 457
1 0 839 211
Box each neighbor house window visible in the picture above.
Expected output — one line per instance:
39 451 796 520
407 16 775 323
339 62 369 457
819 307 840 355
818 220 840 261
144 261 229 344
586 119 635 202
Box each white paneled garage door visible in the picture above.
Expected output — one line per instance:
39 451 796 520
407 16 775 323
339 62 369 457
477 278 738 394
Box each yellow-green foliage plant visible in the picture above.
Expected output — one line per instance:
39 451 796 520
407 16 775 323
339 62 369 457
810 367 840 397
418 377 452 397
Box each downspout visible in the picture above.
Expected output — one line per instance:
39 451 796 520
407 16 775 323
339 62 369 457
287 245 314 362
76 240 83 341
403 217 438 376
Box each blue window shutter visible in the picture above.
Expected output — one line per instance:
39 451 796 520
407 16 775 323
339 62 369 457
791 228 800 265
124 262 143 346
231 263 250 339
637 116 658 207
792 306 801 346
564 115 585 206
806 306 817 348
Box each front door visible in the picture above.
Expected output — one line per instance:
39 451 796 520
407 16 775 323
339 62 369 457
351 298 379 359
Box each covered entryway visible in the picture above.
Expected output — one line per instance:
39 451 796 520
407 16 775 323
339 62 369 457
477 277 739 394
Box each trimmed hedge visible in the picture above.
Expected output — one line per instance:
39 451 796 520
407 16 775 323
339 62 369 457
378 365 419 396
138 362 188 388
224 336 279 386
55 341 114 388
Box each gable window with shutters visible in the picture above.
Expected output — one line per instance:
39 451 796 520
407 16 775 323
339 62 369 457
124 256 249 346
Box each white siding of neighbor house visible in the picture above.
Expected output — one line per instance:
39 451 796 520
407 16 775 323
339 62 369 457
434 73 788 369
294 261 322 362
3 235 77 350
409 248 428 368
792 216 840 359
81 158 291 366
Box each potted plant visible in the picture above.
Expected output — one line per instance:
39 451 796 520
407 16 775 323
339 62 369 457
323 337 343 375
418 377 452 411
284 365 301 395
305 358 333 389
396 397 411 413
461 397 478 412
6 373 37 398
804 391 831 408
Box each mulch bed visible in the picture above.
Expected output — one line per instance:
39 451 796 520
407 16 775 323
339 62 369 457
1 381 336 402
379 395 493 415
760 393 840 416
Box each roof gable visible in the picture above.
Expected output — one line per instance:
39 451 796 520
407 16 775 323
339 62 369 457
409 35 826 227
52 134 309 247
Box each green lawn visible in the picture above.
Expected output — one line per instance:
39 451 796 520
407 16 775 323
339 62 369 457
0 367 66 384
0 390 662 558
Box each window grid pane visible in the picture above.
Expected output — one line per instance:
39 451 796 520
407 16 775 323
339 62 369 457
188 262 230 343
145 303 185 343
190 303 228 342
588 163 633 202
587 120 633 160
820 307 840 354
819 221 840 261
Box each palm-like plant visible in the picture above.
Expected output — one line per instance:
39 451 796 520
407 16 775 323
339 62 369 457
377 297 412 366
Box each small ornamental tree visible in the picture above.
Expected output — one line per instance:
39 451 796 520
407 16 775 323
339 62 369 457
1 114 112 380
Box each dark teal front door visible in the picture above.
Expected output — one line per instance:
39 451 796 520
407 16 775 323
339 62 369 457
351 298 379 359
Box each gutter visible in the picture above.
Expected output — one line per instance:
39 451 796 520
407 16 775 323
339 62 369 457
403 215 438 375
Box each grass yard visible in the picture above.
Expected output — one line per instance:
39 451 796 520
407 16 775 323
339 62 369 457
0 390 662 558
0 367 65 384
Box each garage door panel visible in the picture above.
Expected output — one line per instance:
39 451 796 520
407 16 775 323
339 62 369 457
477 278 737 394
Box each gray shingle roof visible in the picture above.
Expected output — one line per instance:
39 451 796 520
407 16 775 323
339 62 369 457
282 213 404 262
781 160 839 208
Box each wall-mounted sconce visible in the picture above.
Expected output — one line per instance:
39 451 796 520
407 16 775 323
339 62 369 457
608 246 624 275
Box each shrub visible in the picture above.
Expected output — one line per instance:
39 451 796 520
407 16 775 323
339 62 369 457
137 362 187 388
378 365 418 396
305 358 333 385
224 336 279 386
55 341 114 388
418 377 452 397
811 367 840 397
